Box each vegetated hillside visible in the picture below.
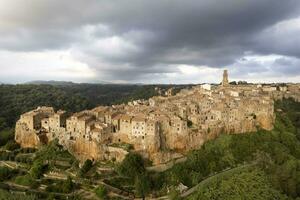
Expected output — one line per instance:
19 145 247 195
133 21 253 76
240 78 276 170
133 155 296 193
1 83 299 199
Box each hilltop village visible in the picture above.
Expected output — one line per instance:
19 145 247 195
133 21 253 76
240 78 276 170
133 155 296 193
15 71 300 165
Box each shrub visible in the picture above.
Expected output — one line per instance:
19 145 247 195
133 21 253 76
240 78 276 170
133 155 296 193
30 160 47 179
0 129 14 146
168 188 182 200
111 142 134 151
5 140 20 151
0 151 10 161
62 176 74 193
15 154 33 164
95 185 108 199
79 159 93 176
15 174 39 188
46 176 75 193
20 148 36 153
0 188 37 200
103 177 133 190
0 166 15 181
187 120 193 128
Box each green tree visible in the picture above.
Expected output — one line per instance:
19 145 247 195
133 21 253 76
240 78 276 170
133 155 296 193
134 173 151 200
30 160 46 179
35 139 61 166
116 153 145 178
79 159 93 177
168 187 182 200
0 166 14 181
62 176 74 193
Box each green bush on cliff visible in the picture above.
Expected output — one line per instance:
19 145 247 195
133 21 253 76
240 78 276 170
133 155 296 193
79 159 93 177
116 153 146 178
15 174 39 189
95 185 108 199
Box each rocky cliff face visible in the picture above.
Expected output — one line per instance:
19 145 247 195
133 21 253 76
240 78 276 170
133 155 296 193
66 139 104 162
15 122 42 148
15 109 275 165
256 113 274 131
65 139 128 163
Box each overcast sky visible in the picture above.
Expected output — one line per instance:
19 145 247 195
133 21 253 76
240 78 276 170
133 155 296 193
0 0 300 84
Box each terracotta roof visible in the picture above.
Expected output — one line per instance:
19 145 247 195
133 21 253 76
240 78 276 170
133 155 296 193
132 116 146 122
91 128 101 132
112 114 122 120
78 114 94 121
120 114 132 121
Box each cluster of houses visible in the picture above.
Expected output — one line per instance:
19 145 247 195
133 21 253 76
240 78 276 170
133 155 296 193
15 70 300 164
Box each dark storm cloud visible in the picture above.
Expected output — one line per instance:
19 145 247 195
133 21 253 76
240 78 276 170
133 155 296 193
0 0 300 82
0 28 80 51
79 0 300 67
273 57 300 75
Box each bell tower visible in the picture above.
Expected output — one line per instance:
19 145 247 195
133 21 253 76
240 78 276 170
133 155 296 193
222 70 229 87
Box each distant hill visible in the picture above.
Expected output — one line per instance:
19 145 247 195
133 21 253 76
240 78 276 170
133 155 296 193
25 80 76 86
24 80 111 85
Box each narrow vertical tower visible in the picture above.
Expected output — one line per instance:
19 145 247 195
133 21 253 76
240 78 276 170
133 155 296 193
222 69 229 87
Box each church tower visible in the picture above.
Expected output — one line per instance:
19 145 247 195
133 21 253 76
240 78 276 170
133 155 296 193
222 69 229 86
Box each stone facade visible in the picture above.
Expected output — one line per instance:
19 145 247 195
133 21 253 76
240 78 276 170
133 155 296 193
15 71 300 165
